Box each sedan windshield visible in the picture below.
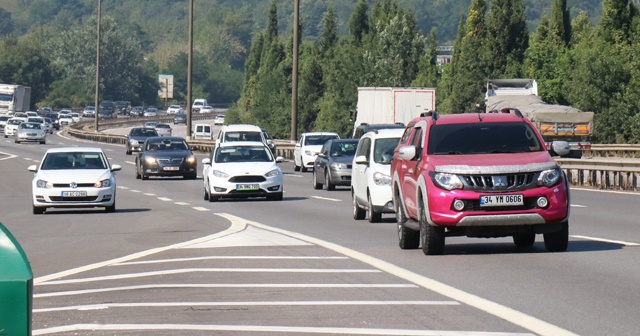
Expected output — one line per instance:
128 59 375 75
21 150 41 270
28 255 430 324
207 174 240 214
20 122 42 130
215 146 273 163
146 138 188 151
41 152 107 170
428 122 544 155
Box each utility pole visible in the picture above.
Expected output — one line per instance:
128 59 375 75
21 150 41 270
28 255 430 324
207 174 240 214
290 0 299 141
94 0 101 132
186 0 194 140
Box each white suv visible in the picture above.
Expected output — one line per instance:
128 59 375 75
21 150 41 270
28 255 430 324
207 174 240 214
352 128 403 223
293 132 340 172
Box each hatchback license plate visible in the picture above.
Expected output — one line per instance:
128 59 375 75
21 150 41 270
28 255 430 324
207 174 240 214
236 184 259 191
480 194 523 207
62 191 87 197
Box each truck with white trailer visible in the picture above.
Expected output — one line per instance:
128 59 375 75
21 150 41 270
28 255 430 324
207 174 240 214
485 79 593 158
0 84 31 115
353 87 436 137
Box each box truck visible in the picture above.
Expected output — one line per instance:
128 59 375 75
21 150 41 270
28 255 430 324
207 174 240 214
0 84 31 115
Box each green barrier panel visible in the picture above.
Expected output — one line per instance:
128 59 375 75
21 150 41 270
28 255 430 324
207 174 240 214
0 222 33 336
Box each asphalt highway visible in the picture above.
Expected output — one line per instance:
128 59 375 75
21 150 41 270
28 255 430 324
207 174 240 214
0 127 639 336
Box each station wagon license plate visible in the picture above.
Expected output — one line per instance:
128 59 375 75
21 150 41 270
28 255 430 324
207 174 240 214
480 194 523 207
236 184 259 191
62 191 87 197
163 166 180 171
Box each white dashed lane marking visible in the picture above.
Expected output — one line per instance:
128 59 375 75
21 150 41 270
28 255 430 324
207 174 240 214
311 196 341 202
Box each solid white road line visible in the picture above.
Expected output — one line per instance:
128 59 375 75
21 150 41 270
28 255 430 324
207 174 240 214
34 283 419 298
113 255 349 266
311 196 342 202
33 323 534 336
570 235 640 246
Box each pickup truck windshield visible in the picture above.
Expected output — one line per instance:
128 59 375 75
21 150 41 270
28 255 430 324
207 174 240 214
428 122 544 155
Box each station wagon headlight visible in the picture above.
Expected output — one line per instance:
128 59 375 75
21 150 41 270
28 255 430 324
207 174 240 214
331 162 348 169
433 173 463 190
212 170 229 178
538 168 562 187
36 179 52 188
373 172 391 186
265 169 280 178
95 179 111 188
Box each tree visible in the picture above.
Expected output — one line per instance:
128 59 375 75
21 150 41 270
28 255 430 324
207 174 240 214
549 0 571 46
349 0 369 45
599 0 633 43
412 28 439 88
486 0 528 78
0 8 14 37
0 36 53 106
319 6 338 57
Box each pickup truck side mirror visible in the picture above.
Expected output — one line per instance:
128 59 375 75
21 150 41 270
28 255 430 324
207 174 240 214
398 145 417 161
549 141 570 157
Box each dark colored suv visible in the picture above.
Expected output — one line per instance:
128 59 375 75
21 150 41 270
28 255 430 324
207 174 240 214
391 110 571 255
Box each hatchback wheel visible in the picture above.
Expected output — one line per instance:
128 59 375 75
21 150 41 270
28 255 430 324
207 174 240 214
352 191 366 220
33 205 45 215
312 170 322 189
324 171 335 190
368 193 382 223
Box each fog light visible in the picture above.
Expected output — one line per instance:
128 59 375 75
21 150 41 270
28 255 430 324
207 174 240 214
214 187 226 192
537 197 548 208
268 185 280 191
453 199 465 211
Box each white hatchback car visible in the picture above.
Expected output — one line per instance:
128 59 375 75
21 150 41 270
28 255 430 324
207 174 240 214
351 128 404 223
166 105 184 114
28 147 122 214
293 132 340 172
202 142 284 201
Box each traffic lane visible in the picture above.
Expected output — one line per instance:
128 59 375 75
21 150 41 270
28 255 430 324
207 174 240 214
32 215 536 336
103 118 223 139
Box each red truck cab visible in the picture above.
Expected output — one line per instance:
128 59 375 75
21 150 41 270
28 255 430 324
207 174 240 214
391 110 571 255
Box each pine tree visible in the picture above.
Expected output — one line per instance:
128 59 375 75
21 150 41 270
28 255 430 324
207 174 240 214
349 0 369 45
549 0 571 46
486 0 528 78
600 0 633 43
265 0 279 43
412 28 438 88
319 6 338 57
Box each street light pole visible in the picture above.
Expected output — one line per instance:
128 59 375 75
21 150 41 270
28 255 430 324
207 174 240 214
94 0 101 132
291 0 299 141
186 0 193 140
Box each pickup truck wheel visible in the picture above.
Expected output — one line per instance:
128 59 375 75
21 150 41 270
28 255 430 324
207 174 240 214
352 190 366 220
419 204 445 255
368 193 382 223
324 171 335 190
513 233 535 247
544 221 569 252
395 191 418 249
312 170 322 189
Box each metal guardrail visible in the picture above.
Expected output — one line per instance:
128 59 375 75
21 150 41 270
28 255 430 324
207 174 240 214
64 121 640 191
586 144 640 158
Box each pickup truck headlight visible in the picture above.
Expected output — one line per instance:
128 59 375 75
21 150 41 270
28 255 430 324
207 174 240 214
373 172 391 186
433 173 463 190
538 168 562 187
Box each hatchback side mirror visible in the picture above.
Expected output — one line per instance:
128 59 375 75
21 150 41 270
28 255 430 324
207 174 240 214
27 165 37 172
354 155 368 165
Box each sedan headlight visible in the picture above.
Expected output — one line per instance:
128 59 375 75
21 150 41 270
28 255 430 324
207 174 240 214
538 168 562 187
95 179 111 188
331 162 349 169
265 168 280 178
186 155 196 164
144 157 156 164
36 179 52 188
432 173 463 190
212 170 229 178
373 172 391 186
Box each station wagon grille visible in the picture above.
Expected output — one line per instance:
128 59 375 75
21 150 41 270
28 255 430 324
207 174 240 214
158 158 183 165
229 175 266 183
461 173 536 191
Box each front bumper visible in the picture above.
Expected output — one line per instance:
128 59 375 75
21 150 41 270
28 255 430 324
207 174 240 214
329 167 352 186
33 186 115 208
142 161 197 177
207 175 283 198
17 133 45 142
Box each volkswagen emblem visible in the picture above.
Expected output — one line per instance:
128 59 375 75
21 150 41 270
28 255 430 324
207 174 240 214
70 182 78 189
492 176 507 188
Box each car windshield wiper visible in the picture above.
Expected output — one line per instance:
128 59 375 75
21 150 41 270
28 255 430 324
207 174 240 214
490 150 520 154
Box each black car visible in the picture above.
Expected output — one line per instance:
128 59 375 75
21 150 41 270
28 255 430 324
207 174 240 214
42 113 60 130
312 138 359 190
130 106 144 117
135 136 197 180
126 127 158 155
174 113 187 125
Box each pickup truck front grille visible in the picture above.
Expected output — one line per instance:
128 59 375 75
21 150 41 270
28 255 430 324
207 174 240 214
461 173 536 191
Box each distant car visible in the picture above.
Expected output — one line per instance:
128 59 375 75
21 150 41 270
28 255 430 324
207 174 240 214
26 117 51 134
202 142 284 201
199 105 214 113
26 111 38 118
0 115 9 132
192 123 213 140
115 101 131 114
173 113 187 125
312 138 359 191
293 132 340 172
143 107 158 117
98 107 115 119
167 105 184 114
43 113 60 130
130 106 144 117
144 121 158 129
43 118 54 134
58 114 74 127
213 114 225 125
70 113 81 123
28 147 121 214
82 106 96 117
58 109 72 117
14 122 46 144
154 123 172 137
4 118 23 137
135 136 197 180
126 127 158 155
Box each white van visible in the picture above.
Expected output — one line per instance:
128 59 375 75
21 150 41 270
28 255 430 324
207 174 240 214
192 99 208 113
192 123 213 140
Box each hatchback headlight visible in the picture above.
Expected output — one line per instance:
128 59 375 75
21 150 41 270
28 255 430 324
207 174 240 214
265 168 280 178
433 173 463 190
36 179 52 188
373 172 391 186
331 162 348 169
304 150 315 156
95 179 111 188
212 170 229 178
538 168 562 187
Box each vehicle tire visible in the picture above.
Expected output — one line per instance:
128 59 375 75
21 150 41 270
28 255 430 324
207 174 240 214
293 159 301 172
419 200 445 255
3 135 6 138
352 190 366 220
368 193 382 223
395 189 419 249
105 201 116 213
14 139 19 143
324 171 335 191
544 221 569 252
267 192 284 201
33 205 45 215
141 171 148 180
312 170 322 189
301 165 308 173
135 166 141 179
204 185 209 200
126 149 131 155
513 233 536 247
40 140 46 144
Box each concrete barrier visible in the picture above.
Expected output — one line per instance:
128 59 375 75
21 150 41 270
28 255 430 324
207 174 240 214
0 222 33 335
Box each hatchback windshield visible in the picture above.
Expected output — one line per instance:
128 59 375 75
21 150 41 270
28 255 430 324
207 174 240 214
330 141 357 157
41 152 107 170
428 122 543 155
131 128 157 137
215 145 273 163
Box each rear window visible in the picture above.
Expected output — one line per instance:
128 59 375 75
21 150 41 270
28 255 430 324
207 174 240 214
428 122 543 155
